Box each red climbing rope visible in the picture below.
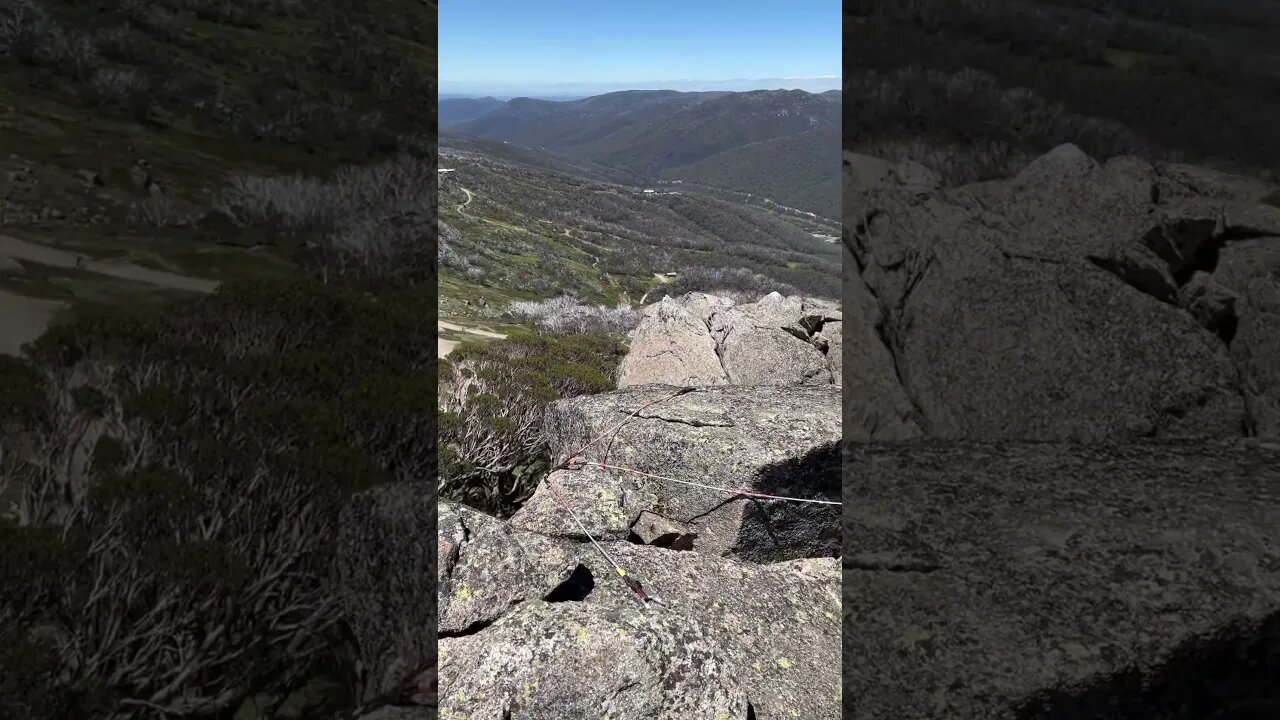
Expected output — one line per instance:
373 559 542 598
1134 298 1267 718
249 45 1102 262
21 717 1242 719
567 460 841 506
544 384 837 611
544 386 699 608
544 475 658 607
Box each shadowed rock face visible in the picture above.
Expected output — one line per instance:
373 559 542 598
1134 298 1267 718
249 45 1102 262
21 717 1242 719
845 143 1280 442
843 144 1280 720
843 439 1280 720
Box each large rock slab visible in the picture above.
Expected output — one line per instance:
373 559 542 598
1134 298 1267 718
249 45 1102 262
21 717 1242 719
517 384 841 561
619 292 841 388
843 440 1280 720
842 236 922 441
440 509 579 635
846 144 1277 441
617 297 729 388
437 527 841 720
709 292 838 386
333 481 437 708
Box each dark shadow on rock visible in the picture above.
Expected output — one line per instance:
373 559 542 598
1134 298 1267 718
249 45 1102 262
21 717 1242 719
627 530 699 551
734 441 841 562
544 564 595 602
1016 611 1280 720
1140 218 1222 284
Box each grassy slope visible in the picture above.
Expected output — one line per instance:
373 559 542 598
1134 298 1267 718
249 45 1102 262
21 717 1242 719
437 146 840 321
0 0 433 319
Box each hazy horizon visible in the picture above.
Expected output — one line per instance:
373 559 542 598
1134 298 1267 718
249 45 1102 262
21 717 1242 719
440 76 841 100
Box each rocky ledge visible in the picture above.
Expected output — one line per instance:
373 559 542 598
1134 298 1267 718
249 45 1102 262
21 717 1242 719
433 380 842 719
844 144 1280 720
334 290 844 720
618 291 842 388
845 143 1280 442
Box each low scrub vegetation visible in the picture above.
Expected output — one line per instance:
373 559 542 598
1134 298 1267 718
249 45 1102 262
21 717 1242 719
439 332 626 517
0 273 433 719
508 296 641 334
1 0 433 162
212 155 434 287
438 150 839 304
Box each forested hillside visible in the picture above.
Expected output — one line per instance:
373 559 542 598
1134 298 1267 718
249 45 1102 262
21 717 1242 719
437 142 840 312
451 88 840 218
846 0 1280 183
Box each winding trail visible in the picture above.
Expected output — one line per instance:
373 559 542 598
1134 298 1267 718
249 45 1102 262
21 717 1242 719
1 235 217 293
456 187 474 216
438 319 507 359
0 235 218 356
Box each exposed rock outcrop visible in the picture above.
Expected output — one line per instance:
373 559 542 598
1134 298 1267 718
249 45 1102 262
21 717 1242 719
843 145 1280 720
843 439 1280 720
617 291 842 388
436 378 840 715
516 384 841 562
439 500 840 720
615 297 729 387
846 143 1280 441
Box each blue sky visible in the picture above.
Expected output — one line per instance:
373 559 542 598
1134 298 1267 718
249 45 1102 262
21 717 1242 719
440 0 839 96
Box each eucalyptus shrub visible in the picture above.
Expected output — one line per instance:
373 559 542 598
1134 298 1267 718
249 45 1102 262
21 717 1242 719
439 332 625 517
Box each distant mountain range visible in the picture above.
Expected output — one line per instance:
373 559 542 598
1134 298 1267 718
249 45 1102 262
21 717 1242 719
439 97 505 128
439 76 841 97
440 89 840 218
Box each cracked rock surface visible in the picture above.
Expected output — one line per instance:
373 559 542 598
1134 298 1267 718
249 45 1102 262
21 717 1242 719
844 143 1280 720
528 384 841 561
618 291 841 388
843 439 1280 720
438 501 840 720
847 143 1280 441
436 378 840 717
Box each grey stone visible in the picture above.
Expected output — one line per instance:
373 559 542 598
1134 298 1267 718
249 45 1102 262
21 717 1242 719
440 516 578 634
842 237 921 441
709 295 834 386
1179 270 1239 339
617 297 729 388
437 539 840 720
670 290 735 325
535 384 840 561
1215 238 1280 436
843 439 1280 720
847 144 1264 441
620 291 840 389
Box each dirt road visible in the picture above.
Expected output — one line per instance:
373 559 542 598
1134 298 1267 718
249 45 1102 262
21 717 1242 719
0 235 219 356
437 320 507 358
1 236 218 293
